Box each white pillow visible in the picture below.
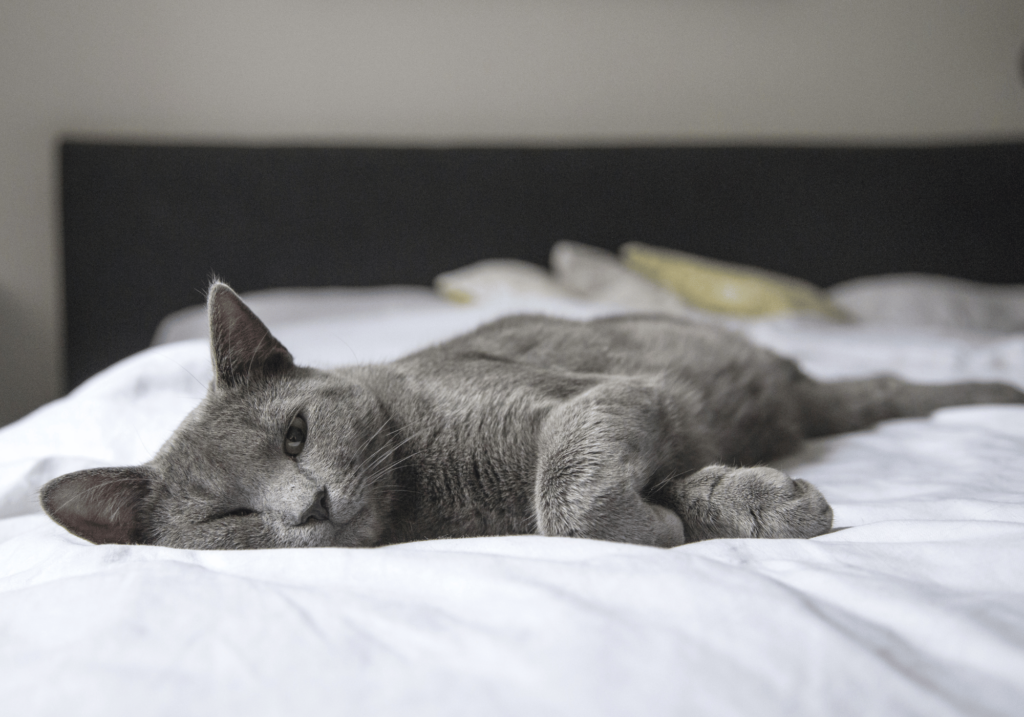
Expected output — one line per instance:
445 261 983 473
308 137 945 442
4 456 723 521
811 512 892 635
830 274 1024 332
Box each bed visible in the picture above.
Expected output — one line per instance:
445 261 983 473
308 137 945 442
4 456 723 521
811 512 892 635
2 142 1024 715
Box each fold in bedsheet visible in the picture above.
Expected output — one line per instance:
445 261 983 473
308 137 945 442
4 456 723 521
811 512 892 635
2 293 1023 716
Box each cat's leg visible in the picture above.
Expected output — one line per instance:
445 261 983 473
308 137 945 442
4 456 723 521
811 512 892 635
794 375 1024 437
660 465 833 541
533 381 692 547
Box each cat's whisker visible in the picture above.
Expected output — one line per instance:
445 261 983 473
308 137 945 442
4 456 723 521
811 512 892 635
359 447 418 486
351 425 405 474
358 444 402 476
359 456 421 491
327 331 360 365
351 421 394 461
159 357 209 392
356 430 422 477
372 487 419 497
132 427 155 459
360 448 428 488
647 470 685 494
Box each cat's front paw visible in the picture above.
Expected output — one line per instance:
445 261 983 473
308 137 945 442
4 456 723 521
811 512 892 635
737 467 833 539
676 465 833 541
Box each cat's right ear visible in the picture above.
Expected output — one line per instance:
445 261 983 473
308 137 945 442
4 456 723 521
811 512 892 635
40 467 155 545
207 281 294 389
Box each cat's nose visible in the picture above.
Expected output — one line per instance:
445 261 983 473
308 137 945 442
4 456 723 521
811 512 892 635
296 488 330 525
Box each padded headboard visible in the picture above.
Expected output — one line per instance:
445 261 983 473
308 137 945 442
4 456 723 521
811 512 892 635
62 142 1024 389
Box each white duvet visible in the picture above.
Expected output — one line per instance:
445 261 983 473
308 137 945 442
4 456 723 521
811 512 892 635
2 289 1023 716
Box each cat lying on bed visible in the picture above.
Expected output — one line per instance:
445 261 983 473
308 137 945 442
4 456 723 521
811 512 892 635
41 282 1024 549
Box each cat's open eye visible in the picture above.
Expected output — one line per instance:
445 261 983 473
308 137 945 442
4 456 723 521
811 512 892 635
284 414 307 457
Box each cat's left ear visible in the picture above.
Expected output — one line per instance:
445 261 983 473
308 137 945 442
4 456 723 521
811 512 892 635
207 281 294 389
40 467 157 545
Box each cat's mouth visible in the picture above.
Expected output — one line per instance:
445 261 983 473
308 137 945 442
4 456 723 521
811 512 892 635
293 488 380 548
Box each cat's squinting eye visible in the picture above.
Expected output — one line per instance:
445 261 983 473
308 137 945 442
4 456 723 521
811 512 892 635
284 414 307 457
218 508 257 519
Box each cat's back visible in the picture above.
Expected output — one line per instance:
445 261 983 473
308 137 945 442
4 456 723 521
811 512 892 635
403 313 771 379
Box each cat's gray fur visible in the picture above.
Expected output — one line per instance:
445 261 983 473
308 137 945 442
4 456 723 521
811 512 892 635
41 283 1024 549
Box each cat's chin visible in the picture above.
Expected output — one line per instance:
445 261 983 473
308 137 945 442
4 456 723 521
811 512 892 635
272 519 352 549
285 513 385 549
308 532 382 549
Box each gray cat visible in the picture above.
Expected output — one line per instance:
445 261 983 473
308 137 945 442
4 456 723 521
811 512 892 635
41 283 1024 549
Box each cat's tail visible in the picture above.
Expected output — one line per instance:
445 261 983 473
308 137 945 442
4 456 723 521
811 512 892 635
794 375 1024 438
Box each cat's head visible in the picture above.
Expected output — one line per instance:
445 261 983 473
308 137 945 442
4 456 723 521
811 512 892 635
40 282 401 549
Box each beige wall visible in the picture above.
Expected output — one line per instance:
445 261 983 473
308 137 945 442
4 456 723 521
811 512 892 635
2 0 1023 426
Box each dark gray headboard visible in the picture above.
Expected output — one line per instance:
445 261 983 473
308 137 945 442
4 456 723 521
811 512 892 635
62 142 1024 389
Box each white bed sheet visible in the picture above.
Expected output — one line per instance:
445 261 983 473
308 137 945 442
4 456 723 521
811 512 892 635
2 291 1023 716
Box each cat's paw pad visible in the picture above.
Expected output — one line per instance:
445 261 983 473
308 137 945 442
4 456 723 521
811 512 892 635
734 467 833 539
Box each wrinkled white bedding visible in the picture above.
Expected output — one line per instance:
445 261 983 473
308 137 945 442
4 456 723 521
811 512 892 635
2 291 1024 716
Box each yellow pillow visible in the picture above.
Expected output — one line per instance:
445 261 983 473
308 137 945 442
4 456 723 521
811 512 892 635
620 242 848 320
